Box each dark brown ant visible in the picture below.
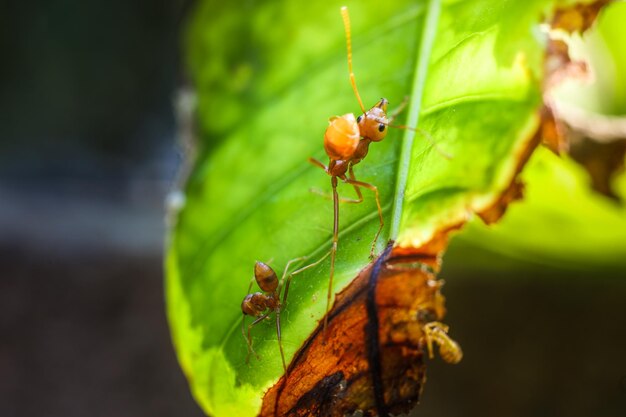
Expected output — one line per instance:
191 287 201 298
241 254 329 373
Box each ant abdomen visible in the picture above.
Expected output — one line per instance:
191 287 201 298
324 114 360 160
439 338 463 365
254 261 278 293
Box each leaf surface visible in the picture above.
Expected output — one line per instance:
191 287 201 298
166 0 600 415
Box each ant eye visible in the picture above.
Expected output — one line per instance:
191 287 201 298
378 123 386 132
356 115 363 123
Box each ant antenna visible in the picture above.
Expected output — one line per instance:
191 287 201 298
384 96 452 160
386 122 453 160
341 6 366 115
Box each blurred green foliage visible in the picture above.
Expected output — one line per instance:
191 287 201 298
551 1 626 115
458 1 626 266
166 1 623 416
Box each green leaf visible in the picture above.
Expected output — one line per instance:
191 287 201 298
456 147 626 268
166 0 595 415
455 1 626 268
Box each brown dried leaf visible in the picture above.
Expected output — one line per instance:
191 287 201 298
261 244 453 417
569 136 626 201
551 0 610 33
537 103 569 155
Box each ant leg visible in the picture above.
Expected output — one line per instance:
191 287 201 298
308 157 343 335
347 165 364 204
273 252 331 373
310 164 363 205
277 256 308 300
275 309 287 373
241 314 250 358
308 158 361 203
281 251 330 307
324 176 340 336
245 312 271 363
342 177 383 259
432 321 450 333
422 322 450 360
309 187 362 204
386 122 452 160
308 157 329 173
424 330 462 364
422 322 437 360
388 96 409 123
245 277 255 294
382 98 452 160
241 277 257 358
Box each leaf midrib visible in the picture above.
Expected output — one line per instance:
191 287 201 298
391 0 442 239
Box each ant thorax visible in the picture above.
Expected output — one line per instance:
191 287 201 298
351 137 372 165
328 159 350 177
241 292 267 317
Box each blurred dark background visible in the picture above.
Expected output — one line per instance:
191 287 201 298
1 1 625 417
0 0 204 416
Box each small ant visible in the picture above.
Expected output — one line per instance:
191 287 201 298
423 321 463 364
241 254 328 373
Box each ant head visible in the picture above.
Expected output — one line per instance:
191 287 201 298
241 292 267 316
254 261 278 293
324 113 360 160
356 98 389 142
416 308 438 324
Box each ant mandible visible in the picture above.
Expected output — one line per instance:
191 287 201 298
241 254 329 373
308 6 409 332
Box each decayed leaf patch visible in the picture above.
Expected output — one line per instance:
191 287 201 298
551 0 610 33
261 244 449 417
544 0 626 194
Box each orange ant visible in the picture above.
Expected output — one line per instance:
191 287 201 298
309 6 440 332
241 254 329 373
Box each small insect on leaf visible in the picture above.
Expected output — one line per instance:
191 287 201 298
260 242 461 417
241 255 329 373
